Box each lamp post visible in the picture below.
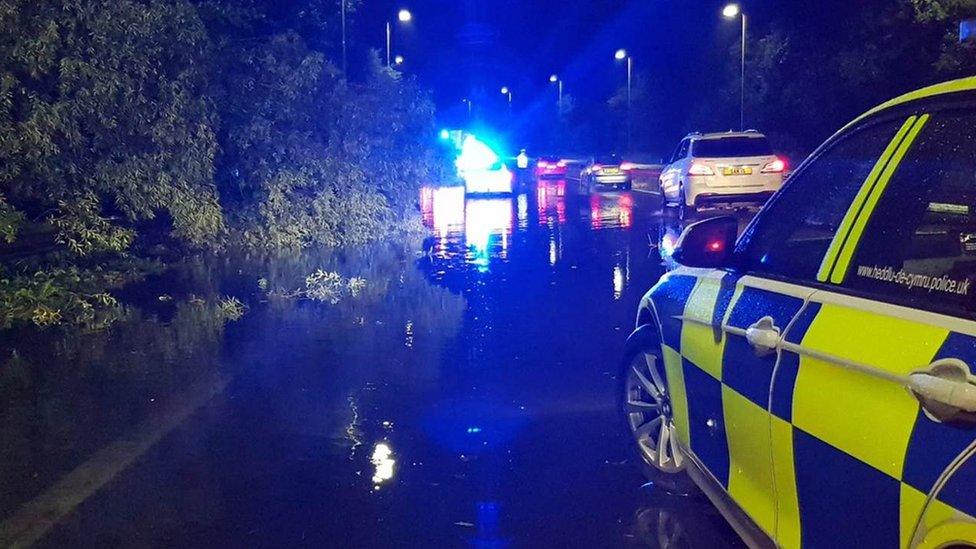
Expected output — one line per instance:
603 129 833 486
462 98 473 119
548 74 562 106
340 0 347 73
500 86 512 114
394 55 405 66
387 8 413 68
614 49 633 152
723 3 746 130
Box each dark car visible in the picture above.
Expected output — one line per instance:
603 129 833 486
581 154 634 192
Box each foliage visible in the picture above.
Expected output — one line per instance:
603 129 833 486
912 0 976 21
911 0 976 76
0 0 223 246
0 267 123 329
51 192 135 256
0 191 22 243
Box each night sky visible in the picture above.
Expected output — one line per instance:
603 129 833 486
351 0 876 151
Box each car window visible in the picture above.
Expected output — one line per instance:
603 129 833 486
734 118 905 281
841 109 976 319
677 139 691 160
693 136 773 158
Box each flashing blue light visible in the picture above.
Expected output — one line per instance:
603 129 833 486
466 426 482 434
455 135 513 194
456 135 499 172
439 128 451 140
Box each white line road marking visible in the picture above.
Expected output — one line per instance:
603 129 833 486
0 373 229 548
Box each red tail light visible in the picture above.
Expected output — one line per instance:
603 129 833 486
556 160 567 168
591 164 603 171
620 162 636 171
689 162 714 176
538 160 549 168
761 157 786 173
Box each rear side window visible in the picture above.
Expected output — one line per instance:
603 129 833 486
841 109 976 319
734 119 904 281
673 139 690 162
693 136 773 158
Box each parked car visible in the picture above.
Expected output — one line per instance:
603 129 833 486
623 77 976 548
535 156 569 179
659 131 786 217
581 154 634 192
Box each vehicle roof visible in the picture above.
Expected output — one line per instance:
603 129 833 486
683 130 768 140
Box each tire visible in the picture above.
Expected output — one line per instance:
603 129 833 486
621 345 699 496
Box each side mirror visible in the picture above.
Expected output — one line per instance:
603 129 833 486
672 216 738 268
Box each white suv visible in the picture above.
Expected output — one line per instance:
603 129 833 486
659 131 786 217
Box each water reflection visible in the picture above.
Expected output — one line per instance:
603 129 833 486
370 441 396 490
465 198 513 270
588 192 634 230
421 184 575 274
537 180 567 227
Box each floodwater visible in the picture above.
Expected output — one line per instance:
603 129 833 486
1 179 747 547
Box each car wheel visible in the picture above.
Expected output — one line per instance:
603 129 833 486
622 346 699 495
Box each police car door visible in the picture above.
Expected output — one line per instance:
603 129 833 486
714 115 912 543
785 105 976 548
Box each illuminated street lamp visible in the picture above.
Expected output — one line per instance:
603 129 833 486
614 49 633 152
387 8 413 68
723 3 746 130
500 86 512 113
549 74 563 106
394 54 405 65
462 98 473 119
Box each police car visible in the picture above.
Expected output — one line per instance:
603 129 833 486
623 77 976 548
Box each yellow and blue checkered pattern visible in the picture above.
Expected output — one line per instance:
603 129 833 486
651 271 976 548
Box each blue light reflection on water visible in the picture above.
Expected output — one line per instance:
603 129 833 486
420 182 636 277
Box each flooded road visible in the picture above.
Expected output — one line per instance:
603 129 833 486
5 181 749 547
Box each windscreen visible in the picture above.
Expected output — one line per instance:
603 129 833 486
693 137 773 158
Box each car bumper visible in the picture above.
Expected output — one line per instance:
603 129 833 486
594 175 630 185
537 170 568 178
693 190 775 207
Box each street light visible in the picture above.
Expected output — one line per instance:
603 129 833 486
549 74 563 106
614 49 633 152
387 8 413 68
394 55 405 65
462 98 473 119
723 3 746 130
500 86 512 113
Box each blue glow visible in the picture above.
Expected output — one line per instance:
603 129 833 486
465 199 512 272
456 135 499 172
439 128 450 140
466 426 482 434
455 135 513 194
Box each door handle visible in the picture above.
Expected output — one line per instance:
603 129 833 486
908 359 976 422
745 316 780 357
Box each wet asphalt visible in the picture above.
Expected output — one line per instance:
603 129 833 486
34 178 746 548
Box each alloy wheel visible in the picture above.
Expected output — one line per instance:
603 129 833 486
625 351 684 474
